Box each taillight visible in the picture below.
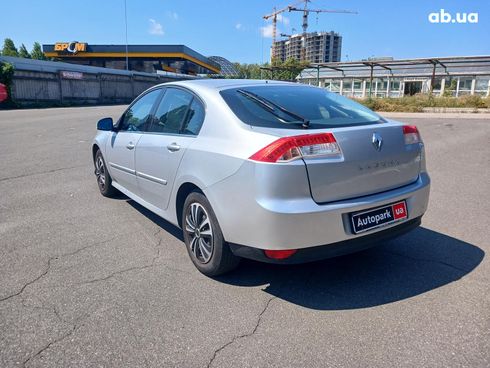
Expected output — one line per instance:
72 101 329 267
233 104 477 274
264 249 297 260
403 125 422 145
249 133 341 163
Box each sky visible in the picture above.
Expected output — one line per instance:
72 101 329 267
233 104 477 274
1 0 489 64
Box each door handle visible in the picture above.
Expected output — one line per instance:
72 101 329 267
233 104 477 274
126 142 135 150
167 143 181 152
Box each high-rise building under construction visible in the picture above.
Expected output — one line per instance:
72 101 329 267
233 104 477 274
272 31 342 63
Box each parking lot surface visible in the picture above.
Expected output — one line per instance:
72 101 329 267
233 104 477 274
0 106 489 367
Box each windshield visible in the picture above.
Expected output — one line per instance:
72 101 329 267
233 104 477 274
220 85 385 129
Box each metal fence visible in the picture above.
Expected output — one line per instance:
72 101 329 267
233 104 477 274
0 56 195 106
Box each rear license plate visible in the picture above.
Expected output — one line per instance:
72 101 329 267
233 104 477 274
351 201 407 234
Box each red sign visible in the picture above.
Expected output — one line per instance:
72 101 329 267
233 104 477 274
392 202 407 220
0 83 8 103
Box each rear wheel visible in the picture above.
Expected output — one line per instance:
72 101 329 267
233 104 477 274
182 192 240 276
94 149 118 197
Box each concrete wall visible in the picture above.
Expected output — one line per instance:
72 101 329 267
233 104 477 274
10 69 185 105
0 56 194 106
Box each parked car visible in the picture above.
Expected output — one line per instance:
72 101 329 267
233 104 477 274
92 79 430 276
0 83 8 103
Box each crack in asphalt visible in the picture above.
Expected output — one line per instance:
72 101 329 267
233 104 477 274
0 258 53 303
22 323 78 368
204 273 295 368
9 228 169 367
21 295 65 324
380 249 470 273
3 225 190 366
22 306 95 368
117 303 151 368
203 267 343 368
74 227 190 285
0 164 86 183
75 263 160 285
0 234 124 303
74 229 164 285
152 228 163 263
205 295 277 368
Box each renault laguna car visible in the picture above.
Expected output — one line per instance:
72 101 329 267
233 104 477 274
92 79 430 276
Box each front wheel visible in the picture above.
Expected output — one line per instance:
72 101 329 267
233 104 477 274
94 150 118 197
182 192 240 276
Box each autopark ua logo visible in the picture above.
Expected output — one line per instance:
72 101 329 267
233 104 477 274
428 9 479 24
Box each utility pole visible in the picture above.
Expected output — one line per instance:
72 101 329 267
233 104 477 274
124 0 129 71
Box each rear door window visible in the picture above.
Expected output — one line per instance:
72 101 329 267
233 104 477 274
181 99 205 135
150 88 193 134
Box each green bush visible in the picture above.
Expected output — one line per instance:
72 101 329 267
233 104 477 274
355 94 489 112
458 95 487 108
484 97 490 108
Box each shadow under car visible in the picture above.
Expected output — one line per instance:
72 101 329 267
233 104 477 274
127 200 484 311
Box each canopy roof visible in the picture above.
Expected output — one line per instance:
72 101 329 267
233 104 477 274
298 56 490 80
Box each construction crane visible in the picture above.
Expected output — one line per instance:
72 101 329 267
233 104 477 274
280 28 297 38
287 1 357 61
263 1 304 60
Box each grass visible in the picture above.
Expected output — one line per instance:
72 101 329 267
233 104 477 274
355 95 490 112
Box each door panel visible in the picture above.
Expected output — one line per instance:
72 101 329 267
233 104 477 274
106 132 142 194
104 88 162 195
134 87 205 210
135 134 194 210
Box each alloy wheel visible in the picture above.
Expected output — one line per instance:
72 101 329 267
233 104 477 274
185 202 213 263
95 155 106 190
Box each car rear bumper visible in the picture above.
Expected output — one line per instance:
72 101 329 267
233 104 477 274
205 159 430 251
229 216 422 263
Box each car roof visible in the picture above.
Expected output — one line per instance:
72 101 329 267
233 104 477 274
155 78 303 92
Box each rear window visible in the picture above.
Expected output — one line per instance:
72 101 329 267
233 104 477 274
220 85 385 129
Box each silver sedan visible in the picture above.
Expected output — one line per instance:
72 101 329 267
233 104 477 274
92 79 430 276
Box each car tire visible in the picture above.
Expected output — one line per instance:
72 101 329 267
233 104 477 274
182 191 240 276
94 149 118 198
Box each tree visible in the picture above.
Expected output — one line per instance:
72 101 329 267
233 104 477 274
270 58 309 81
443 79 457 97
232 59 308 81
1 38 19 57
18 44 31 58
31 42 47 60
232 62 265 79
0 62 14 85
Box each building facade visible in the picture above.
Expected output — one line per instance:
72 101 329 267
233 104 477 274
297 56 490 98
43 43 220 75
272 31 342 63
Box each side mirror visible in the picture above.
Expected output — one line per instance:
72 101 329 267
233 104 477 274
97 117 113 131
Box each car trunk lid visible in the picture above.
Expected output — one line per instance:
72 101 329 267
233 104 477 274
303 124 421 203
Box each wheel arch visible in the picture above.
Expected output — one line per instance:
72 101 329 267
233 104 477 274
175 182 204 228
92 143 100 163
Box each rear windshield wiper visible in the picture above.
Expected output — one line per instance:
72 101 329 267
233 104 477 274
237 89 310 129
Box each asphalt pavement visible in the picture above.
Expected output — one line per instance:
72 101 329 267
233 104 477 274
0 106 489 367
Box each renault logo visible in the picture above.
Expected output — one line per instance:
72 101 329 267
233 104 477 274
372 132 383 151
